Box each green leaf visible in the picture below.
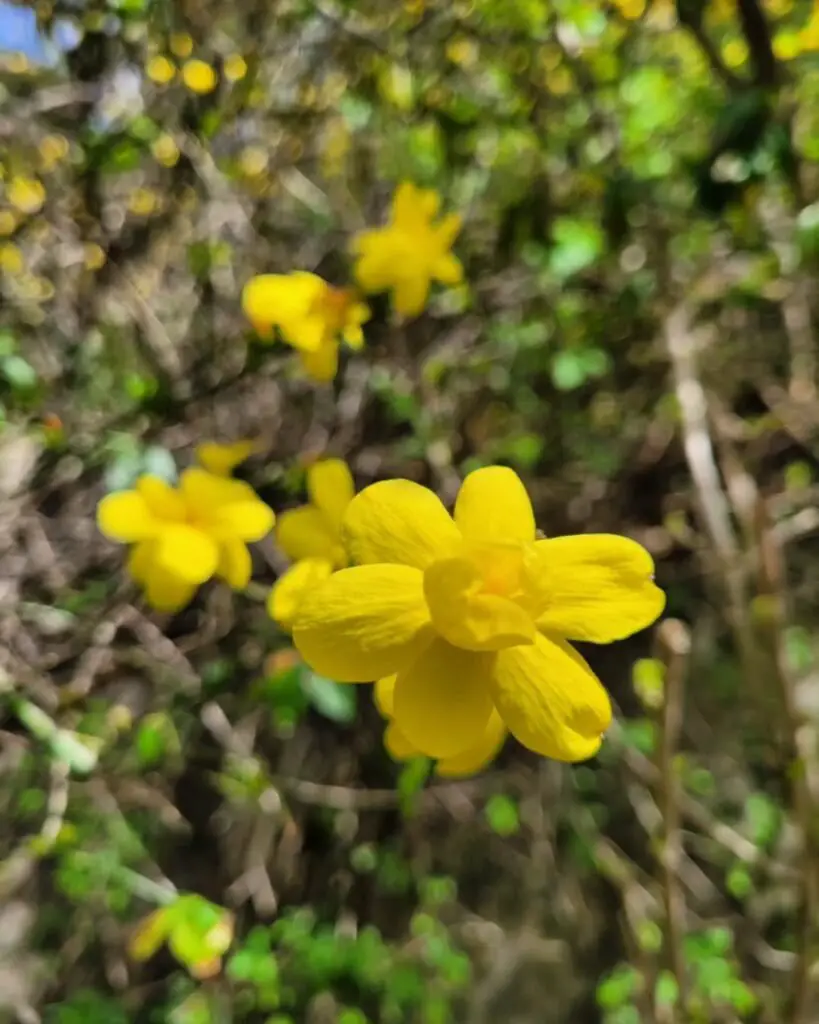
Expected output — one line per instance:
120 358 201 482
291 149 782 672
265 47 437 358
549 217 604 279
597 965 639 1010
726 862 753 899
1 355 38 391
655 970 679 1008
141 445 178 483
485 794 520 836
301 671 357 724
744 792 780 848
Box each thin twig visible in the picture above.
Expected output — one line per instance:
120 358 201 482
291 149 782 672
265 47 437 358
655 619 691 1018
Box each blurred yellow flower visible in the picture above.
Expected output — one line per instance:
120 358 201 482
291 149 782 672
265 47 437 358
128 187 159 217
242 272 370 383
8 176 45 215
224 53 248 82
169 32 194 59
83 243 107 271
97 470 275 612
612 0 645 17
146 55 176 85
722 38 749 68
182 59 218 95
0 243 24 275
151 133 180 167
0 210 17 236
268 459 355 630
375 674 507 777
292 466 665 762
237 146 268 178
352 182 463 318
195 440 257 476
38 134 70 172
129 893 233 980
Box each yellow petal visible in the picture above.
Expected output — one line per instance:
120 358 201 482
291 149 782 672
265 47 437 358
436 710 506 777
216 538 252 588
154 525 219 583
267 558 333 631
277 506 338 563
143 565 198 613
299 342 339 382
212 500 274 542
136 476 186 520
529 535 665 642
454 466 535 544
392 638 495 758
129 909 172 962
307 459 355 532
342 479 461 569
196 440 256 476
392 181 439 225
393 274 430 318
241 272 320 330
374 675 396 717
491 634 611 761
424 556 536 651
97 491 158 542
384 722 420 760
128 540 156 584
180 469 274 541
432 252 463 285
280 313 327 353
434 212 462 248
292 565 431 682
353 242 395 293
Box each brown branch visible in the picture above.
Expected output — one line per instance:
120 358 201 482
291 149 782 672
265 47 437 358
736 0 779 87
655 619 691 1017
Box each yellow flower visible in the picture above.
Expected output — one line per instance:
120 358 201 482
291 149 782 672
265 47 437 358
352 181 463 318
38 134 70 171
375 675 507 777
268 459 355 630
291 467 665 762
97 469 275 612
182 59 218 95
146 55 176 85
224 53 248 82
0 243 23 275
8 176 45 215
195 440 257 476
242 272 370 383
151 133 180 167
169 32 194 59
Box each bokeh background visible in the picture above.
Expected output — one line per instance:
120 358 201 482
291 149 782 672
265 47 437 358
2 0 819 1021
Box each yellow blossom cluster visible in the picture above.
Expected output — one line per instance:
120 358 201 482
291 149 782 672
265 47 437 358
144 34 247 96
95 179 665 777
241 182 464 383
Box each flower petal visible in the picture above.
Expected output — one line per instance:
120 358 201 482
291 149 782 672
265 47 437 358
392 181 439 225
343 479 461 569
434 212 462 248
436 711 506 778
491 634 612 762
143 566 198 613
180 469 275 542
307 459 355 534
384 722 421 760
196 440 256 476
299 342 339 383
353 238 395 293
241 272 321 329
529 535 665 642
374 675 396 717
392 638 495 758
424 555 536 651
292 565 431 682
128 540 156 584
267 558 333 631
454 466 535 544
212 500 275 542
97 491 158 542
136 476 187 520
432 252 463 286
277 506 339 563
280 313 327 353
393 275 430 318
216 538 252 588
154 525 219 583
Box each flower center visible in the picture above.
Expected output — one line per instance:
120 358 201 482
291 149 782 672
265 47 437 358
423 540 537 652
313 285 354 334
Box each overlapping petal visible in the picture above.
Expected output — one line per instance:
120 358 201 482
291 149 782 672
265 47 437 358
154 524 220 583
292 565 431 682
267 557 333 631
97 491 158 542
307 459 355 532
392 638 495 758
393 276 430 318
299 343 339 383
276 506 339 563
491 634 611 762
137 476 187 520
241 272 321 330
144 567 198 613
529 535 665 642
216 538 252 589
455 466 535 544
196 440 256 477
342 479 461 569
436 711 506 777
